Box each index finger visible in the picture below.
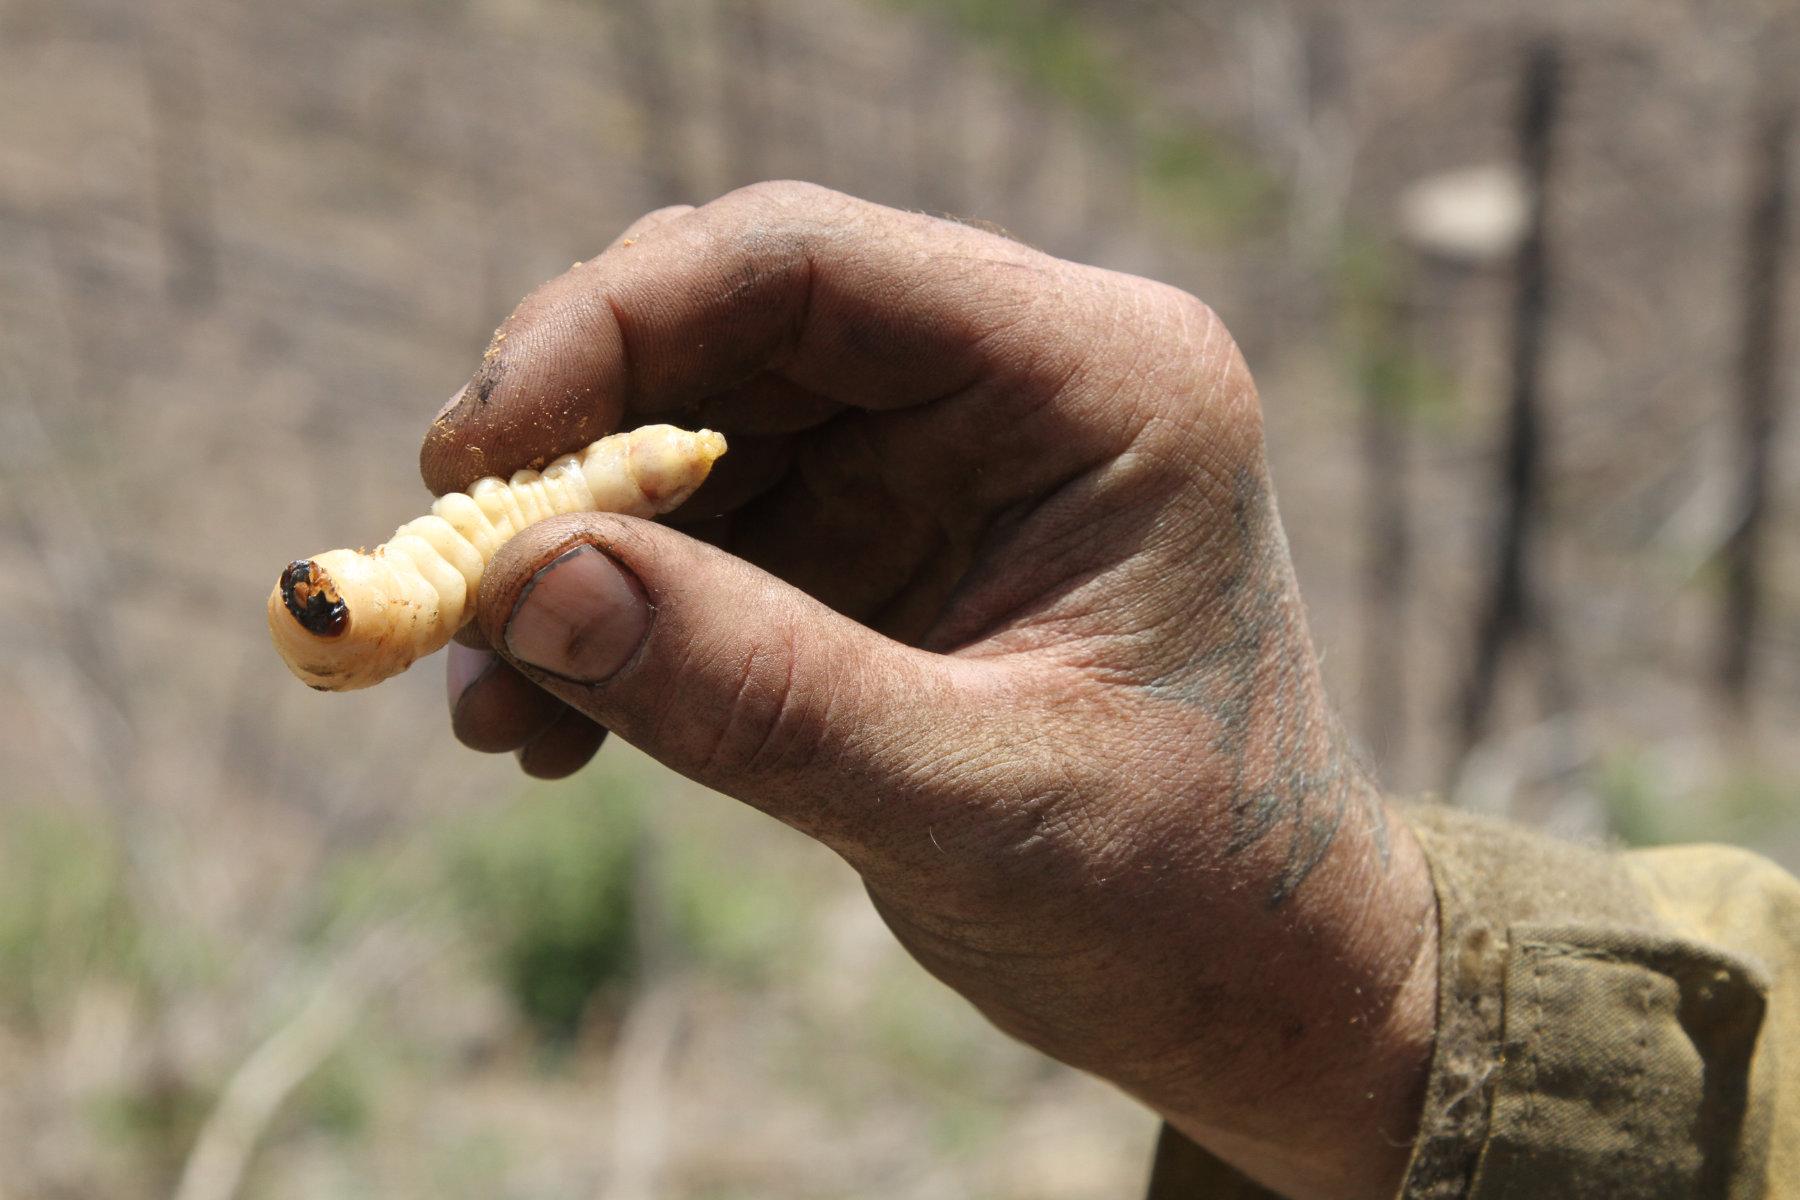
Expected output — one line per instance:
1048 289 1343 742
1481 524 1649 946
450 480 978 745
420 181 1080 495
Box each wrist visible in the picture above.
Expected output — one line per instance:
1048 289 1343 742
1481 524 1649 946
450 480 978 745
1149 802 1438 1200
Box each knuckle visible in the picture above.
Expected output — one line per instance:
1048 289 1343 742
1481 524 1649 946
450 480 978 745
1139 280 1231 362
1153 287 1260 437
721 178 843 219
1172 288 1225 342
607 205 697 247
639 203 695 224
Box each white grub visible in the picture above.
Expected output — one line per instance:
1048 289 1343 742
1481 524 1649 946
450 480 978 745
269 425 726 691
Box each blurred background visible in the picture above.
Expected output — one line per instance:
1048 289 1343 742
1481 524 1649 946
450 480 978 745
1 0 1797 1195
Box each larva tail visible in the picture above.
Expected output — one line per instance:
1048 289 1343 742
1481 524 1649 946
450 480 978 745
270 425 727 692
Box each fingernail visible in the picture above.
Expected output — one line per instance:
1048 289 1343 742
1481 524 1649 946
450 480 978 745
433 383 469 424
447 642 496 711
505 545 649 683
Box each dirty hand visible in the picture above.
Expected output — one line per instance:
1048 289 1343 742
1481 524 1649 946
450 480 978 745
428 182 1436 1200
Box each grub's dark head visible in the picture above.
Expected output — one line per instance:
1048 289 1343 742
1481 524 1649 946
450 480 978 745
279 559 349 637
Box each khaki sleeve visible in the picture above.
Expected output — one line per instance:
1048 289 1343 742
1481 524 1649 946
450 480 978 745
1146 804 1799 1200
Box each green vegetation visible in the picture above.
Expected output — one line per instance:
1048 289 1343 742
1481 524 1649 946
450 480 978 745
430 1130 513 1198
1595 750 1664 847
446 783 642 1042
293 1045 374 1140
1597 748 1800 849
0 805 145 1029
867 958 1003 1093
663 823 810 984
299 844 426 952
285 752 823 1049
89 1072 214 1184
1335 233 1458 425
901 0 1124 118
901 1 1461 400
1140 125 1278 239
893 0 1277 237
864 957 1024 1159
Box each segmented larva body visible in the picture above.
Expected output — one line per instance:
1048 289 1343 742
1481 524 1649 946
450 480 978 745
269 425 727 691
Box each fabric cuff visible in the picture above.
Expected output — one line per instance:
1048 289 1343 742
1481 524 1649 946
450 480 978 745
1396 804 1769 1199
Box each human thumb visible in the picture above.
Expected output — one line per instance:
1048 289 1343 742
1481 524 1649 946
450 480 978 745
475 511 994 848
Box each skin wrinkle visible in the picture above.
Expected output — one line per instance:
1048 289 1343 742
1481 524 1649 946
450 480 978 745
795 273 995 402
834 329 1099 526
1019 590 1202 688
1133 407 1244 505
958 693 1190 902
1034 480 1203 633
940 287 1056 385
1072 786 1200 889
1098 284 1181 400
993 778 1093 875
864 841 1116 971
898 375 1119 521
1088 287 1233 440
916 754 1097 889
866 901 1111 1059
736 619 807 776
865 523 959 638
931 252 1109 392
824 414 920 538
693 636 773 781
776 240 817 373
598 289 643 413
816 662 1004 858
699 250 806 389
726 288 1138 654
927 425 1196 662
955 497 1203 677
739 416 942 621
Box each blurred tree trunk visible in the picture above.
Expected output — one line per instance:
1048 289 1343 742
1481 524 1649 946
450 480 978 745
1361 293 1413 775
1720 98 1793 708
1460 39 1561 756
1291 7 1352 263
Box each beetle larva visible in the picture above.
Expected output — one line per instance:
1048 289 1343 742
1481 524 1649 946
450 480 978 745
269 424 727 691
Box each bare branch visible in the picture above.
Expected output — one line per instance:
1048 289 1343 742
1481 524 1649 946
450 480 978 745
172 916 449 1200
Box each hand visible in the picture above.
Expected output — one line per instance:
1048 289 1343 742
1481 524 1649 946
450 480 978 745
428 182 1437 1200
